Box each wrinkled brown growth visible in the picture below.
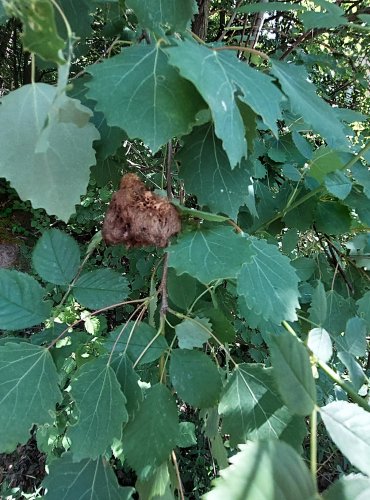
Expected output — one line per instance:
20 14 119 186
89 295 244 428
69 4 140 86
102 173 181 248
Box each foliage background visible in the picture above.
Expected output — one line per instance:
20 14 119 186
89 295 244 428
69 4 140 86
0 0 370 498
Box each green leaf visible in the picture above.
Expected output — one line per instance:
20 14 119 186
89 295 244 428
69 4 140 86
337 352 366 392
204 441 316 500
175 317 211 349
307 328 332 363
42 453 134 500
126 0 194 33
324 291 356 339
111 353 143 419
69 75 127 161
237 237 300 325
169 349 222 408
325 171 352 200
315 201 351 235
291 256 316 281
167 225 252 284
0 270 51 330
352 164 370 198
309 281 328 325
106 321 168 366
323 473 370 500
166 39 283 167
268 331 316 416
73 269 129 309
177 422 197 448
177 124 255 219
167 269 198 310
0 342 62 452
199 307 236 343
344 190 370 226
0 84 99 221
86 44 204 153
5 0 65 63
300 11 347 30
56 0 93 40
344 317 367 357
238 2 305 12
309 147 343 183
122 384 179 479
135 462 172 500
32 229 80 285
270 61 347 149
67 356 128 461
320 401 370 476
219 364 304 448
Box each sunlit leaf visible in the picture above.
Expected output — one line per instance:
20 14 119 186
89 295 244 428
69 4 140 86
86 44 204 152
320 401 370 476
204 441 316 500
167 39 283 167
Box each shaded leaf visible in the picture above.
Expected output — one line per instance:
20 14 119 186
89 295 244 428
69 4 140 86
204 441 316 500
127 0 194 33
169 349 222 408
344 317 367 357
178 124 255 219
167 269 198 310
219 364 305 448
268 331 316 416
337 352 366 392
325 171 352 200
167 39 283 167
32 229 80 285
168 225 252 284
271 61 347 148
177 422 197 448
308 281 327 325
175 317 211 349
135 462 172 500
68 356 128 461
106 321 168 366
320 401 370 476
73 268 129 309
309 147 343 183
0 270 51 330
111 353 143 419
315 201 351 235
122 384 179 479
43 453 134 499
86 44 204 152
0 343 62 452
237 237 300 324
0 84 99 221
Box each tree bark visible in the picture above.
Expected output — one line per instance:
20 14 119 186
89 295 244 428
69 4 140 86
192 0 210 40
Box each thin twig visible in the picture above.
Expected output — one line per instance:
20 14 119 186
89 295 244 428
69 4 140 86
172 450 185 500
217 0 245 42
160 253 169 315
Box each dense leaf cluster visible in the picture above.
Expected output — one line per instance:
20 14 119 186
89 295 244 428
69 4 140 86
0 0 369 498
